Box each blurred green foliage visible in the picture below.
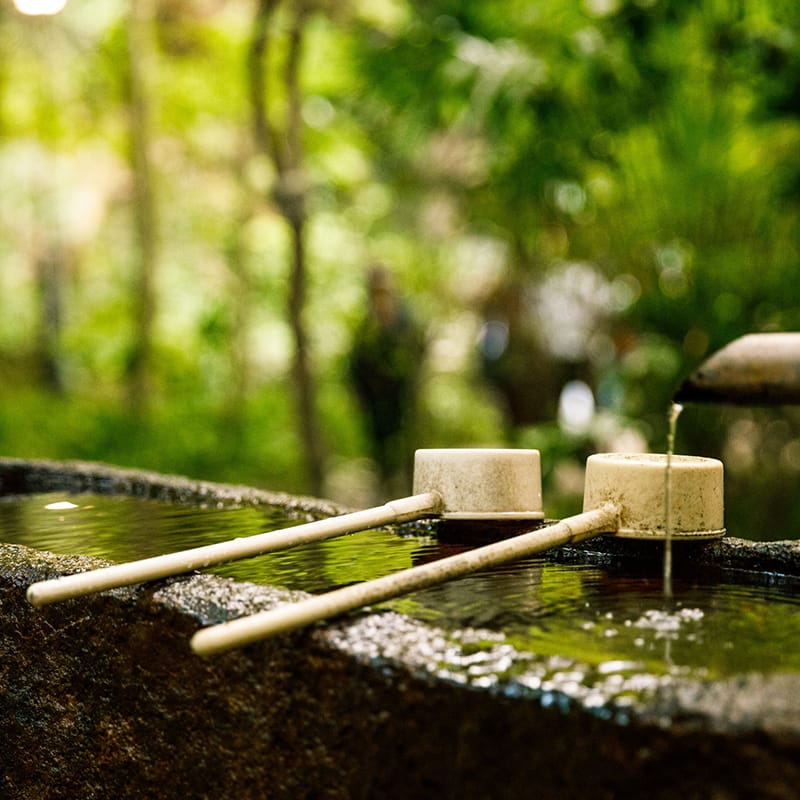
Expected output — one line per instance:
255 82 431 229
2 0 800 537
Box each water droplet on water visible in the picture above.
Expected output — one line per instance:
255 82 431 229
44 501 80 511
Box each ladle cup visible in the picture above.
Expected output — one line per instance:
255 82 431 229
26 449 544 608
190 452 725 656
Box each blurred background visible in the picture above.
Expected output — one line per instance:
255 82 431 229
2 0 800 538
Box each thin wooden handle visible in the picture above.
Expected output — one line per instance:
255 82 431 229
191 503 619 656
27 492 443 607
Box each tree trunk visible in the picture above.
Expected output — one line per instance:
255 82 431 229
222 185 257 443
248 0 325 494
34 244 65 395
126 0 158 417
287 212 325 494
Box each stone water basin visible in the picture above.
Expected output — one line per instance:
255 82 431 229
1 457 799 799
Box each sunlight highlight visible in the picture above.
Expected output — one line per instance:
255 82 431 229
14 0 68 15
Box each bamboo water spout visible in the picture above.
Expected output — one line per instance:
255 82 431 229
675 332 800 405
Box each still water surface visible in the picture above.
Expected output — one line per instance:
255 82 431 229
3 492 798 682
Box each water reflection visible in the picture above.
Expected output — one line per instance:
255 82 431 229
3 492 799 681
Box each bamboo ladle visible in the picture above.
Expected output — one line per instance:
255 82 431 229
26 448 544 608
191 453 725 656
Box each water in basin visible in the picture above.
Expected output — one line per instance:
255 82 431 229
3 492 798 686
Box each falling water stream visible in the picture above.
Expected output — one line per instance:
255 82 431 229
663 402 684 597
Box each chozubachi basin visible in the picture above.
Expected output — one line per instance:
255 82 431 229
2 456 800 800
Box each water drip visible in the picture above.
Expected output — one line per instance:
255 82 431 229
663 402 684 596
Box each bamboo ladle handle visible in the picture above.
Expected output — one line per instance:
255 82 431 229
191 504 619 656
26 492 443 608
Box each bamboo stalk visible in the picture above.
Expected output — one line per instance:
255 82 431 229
191 503 620 656
26 492 443 608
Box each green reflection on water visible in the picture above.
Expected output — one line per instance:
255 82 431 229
0 492 422 594
393 560 800 681
3 492 799 682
